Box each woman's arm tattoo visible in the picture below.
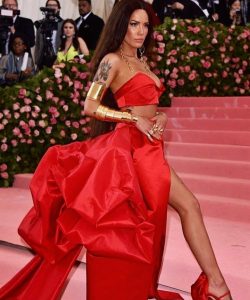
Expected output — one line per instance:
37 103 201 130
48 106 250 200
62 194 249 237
94 59 112 82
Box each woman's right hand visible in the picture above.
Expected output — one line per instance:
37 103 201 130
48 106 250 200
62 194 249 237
135 115 157 142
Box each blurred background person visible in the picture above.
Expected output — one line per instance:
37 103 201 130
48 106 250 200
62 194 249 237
152 0 210 20
55 18 89 64
0 33 35 86
0 0 35 56
228 0 248 25
76 0 104 51
34 0 63 70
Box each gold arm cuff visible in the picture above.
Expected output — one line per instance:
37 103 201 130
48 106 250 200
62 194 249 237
87 82 107 101
95 105 138 123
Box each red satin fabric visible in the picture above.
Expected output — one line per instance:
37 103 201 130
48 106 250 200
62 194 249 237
114 72 165 108
0 123 183 300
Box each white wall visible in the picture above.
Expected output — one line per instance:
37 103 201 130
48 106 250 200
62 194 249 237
17 0 115 22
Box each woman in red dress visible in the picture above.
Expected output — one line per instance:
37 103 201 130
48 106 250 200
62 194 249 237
0 0 232 299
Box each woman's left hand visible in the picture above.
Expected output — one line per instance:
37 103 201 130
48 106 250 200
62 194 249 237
150 112 167 140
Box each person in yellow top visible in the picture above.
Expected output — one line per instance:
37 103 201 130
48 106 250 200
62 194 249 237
55 19 89 63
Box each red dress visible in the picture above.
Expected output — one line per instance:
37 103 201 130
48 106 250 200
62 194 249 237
0 73 183 300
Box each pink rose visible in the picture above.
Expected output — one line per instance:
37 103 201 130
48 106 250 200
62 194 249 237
13 127 21 136
13 103 20 110
156 34 163 41
204 72 212 78
1 143 8 152
188 73 196 81
24 98 32 105
1 172 9 179
202 61 211 69
60 130 66 137
222 71 228 78
29 120 36 127
34 130 40 136
36 95 43 102
46 90 54 100
18 88 27 98
71 133 78 140
177 79 185 86
46 127 52 134
38 120 46 128
0 163 7 171
11 140 18 147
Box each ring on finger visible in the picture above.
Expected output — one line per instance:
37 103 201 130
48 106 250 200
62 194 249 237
149 129 154 135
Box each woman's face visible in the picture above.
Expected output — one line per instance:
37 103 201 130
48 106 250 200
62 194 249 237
123 9 149 49
231 0 241 11
63 22 75 38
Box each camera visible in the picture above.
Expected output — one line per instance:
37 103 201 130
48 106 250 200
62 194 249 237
35 7 61 69
0 7 20 54
34 7 59 33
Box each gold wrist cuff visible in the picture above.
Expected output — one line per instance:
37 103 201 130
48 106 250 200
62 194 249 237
95 105 138 123
87 82 107 101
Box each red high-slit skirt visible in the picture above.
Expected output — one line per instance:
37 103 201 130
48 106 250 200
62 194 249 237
0 123 183 300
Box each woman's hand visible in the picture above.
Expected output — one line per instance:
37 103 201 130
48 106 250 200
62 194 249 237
150 112 167 139
135 112 167 141
5 73 19 81
135 115 155 141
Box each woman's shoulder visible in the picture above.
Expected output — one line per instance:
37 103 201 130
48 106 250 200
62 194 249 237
100 52 122 71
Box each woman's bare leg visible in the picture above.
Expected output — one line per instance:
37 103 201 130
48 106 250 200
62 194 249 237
168 167 232 299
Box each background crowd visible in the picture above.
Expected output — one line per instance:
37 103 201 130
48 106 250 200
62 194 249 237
0 0 249 87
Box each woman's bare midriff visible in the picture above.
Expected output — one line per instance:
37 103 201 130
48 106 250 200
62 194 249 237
121 104 158 119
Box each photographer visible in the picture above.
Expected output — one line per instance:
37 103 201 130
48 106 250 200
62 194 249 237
0 0 35 56
34 0 63 70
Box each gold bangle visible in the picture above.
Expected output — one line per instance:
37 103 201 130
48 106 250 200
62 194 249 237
95 105 138 123
87 82 107 101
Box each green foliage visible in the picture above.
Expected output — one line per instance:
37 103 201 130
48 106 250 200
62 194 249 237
0 58 92 187
152 18 250 106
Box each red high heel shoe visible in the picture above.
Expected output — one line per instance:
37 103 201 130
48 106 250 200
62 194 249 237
191 272 232 300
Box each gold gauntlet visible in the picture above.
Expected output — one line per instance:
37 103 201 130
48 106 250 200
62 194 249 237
87 82 107 101
87 82 138 123
95 105 138 123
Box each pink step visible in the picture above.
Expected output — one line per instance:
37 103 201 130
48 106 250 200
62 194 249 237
179 172 250 200
13 173 33 189
165 129 250 146
164 142 250 162
162 107 250 119
167 118 250 131
168 156 250 180
196 194 250 223
171 96 250 107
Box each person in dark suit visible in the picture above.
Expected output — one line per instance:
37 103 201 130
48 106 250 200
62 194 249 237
34 0 63 70
1 0 35 55
75 0 104 51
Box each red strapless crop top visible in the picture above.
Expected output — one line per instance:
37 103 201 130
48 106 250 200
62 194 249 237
114 72 165 108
